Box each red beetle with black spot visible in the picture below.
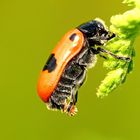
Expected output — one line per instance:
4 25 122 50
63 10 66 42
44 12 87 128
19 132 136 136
37 19 129 116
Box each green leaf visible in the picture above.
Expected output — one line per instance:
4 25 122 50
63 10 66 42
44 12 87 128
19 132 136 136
96 0 140 98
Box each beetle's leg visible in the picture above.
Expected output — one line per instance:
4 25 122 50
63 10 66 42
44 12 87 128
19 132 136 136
67 89 78 116
74 91 78 105
99 54 107 59
97 47 131 62
76 48 97 68
70 90 78 105
67 69 87 115
68 91 78 114
75 48 89 66
90 48 107 59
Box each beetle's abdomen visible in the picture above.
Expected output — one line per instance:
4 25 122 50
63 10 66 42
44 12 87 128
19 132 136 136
47 61 86 114
46 46 97 115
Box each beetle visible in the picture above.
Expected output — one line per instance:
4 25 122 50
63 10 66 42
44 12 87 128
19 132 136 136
37 19 130 116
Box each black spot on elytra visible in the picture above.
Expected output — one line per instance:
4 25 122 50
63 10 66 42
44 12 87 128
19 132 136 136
43 54 57 72
69 33 77 41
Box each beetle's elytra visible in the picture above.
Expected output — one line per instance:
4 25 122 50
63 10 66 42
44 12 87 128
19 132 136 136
37 19 130 116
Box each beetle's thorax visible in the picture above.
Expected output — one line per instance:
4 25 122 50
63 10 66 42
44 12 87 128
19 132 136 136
77 19 113 46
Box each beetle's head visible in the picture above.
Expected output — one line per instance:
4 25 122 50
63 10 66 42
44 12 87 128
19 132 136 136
77 19 115 46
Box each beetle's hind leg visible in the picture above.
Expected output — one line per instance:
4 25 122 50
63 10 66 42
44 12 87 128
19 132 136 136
66 69 87 116
66 89 78 116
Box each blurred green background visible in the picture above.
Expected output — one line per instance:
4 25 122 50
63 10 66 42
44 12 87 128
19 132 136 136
1 0 140 140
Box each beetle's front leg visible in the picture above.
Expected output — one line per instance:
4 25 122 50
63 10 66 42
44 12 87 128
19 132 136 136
97 47 131 62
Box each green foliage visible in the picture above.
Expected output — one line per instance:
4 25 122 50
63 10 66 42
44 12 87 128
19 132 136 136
97 0 140 97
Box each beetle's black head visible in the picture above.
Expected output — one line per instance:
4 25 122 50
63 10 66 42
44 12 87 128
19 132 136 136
77 19 115 46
